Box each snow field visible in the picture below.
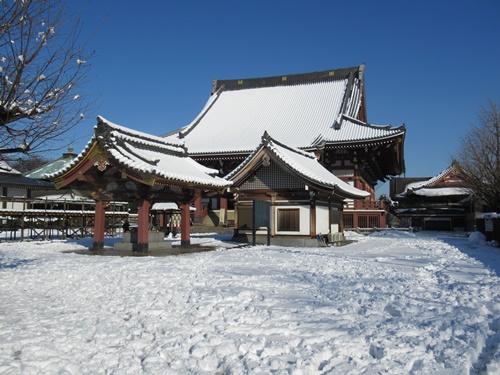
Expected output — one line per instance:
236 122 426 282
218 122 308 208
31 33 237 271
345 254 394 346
0 232 500 373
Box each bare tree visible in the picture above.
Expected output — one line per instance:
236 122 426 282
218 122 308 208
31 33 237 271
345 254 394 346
453 100 500 212
0 0 94 154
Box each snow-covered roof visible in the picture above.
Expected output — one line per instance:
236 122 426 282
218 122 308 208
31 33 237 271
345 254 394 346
409 187 471 197
397 165 471 198
405 166 454 191
0 160 20 174
312 115 405 146
151 202 196 211
227 132 370 200
0 161 54 189
164 66 405 155
48 116 232 189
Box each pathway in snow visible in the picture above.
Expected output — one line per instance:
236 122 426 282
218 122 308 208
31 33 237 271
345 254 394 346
0 231 500 374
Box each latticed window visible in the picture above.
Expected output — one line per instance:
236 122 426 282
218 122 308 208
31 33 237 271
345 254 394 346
344 214 354 229
358 216 368 228
369 215 379 228
277 209 300 231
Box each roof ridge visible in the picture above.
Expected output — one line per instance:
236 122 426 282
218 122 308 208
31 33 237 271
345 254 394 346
262 132 315 160
213 65 362 92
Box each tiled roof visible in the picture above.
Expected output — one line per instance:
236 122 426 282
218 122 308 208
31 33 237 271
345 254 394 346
397 166 470 198
164 66 405 155
312 115 405 146
0 172 54 190
227 132 370 200
25 148 78 179
405 167 454 191
48 117 231 189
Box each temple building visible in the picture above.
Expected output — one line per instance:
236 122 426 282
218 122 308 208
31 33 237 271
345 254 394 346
164 65 406 232
390 164 475 231
225 132 369 245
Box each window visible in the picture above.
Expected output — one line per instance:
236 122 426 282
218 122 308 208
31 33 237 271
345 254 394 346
277 209 300 231
344 214 354 229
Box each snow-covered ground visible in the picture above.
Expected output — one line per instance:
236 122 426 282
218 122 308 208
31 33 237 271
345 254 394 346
1 231 500 374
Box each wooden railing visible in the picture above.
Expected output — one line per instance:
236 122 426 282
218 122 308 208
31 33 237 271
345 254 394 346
0 197 129 241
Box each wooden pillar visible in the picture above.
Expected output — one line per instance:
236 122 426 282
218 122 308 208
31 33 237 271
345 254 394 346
193 189 203 223
310 200 316 237
159 212 165 228
219 197 228 226
137 199 151 252
380 211 387 228
93 200 106 250
181 202 191 246
270 194 276 236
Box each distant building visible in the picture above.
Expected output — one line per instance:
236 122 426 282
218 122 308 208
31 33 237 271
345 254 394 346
0 160 54 210
25 146 78 180
390 164 475 231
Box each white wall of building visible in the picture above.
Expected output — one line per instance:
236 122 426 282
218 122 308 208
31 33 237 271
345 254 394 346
316 205 330 234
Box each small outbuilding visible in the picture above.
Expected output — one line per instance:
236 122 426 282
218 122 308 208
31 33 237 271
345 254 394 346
226 132 369 246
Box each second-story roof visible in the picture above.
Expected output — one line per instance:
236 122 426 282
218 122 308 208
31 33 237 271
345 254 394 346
164 65 405 156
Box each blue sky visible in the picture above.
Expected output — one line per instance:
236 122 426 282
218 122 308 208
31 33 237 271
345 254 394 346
65 0 500 195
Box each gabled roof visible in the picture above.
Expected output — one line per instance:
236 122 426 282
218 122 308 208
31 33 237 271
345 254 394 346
164 65 405 156
397 165 471 198
48 116 231 189
226 132 370 200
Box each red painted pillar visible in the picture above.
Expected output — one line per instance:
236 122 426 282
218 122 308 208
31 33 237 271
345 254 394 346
137 199 151 252
93 200 106 250
193 189 203 223
181 202 191 246
159 212 165 228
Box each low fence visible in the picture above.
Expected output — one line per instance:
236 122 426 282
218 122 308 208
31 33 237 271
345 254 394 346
0 197 129 241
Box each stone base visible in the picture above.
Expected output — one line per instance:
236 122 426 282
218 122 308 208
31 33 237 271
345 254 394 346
92 241 104 250
114 231 172 252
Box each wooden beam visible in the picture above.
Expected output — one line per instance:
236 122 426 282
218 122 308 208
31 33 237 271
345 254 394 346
137 199 151 252
180 202 191 246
